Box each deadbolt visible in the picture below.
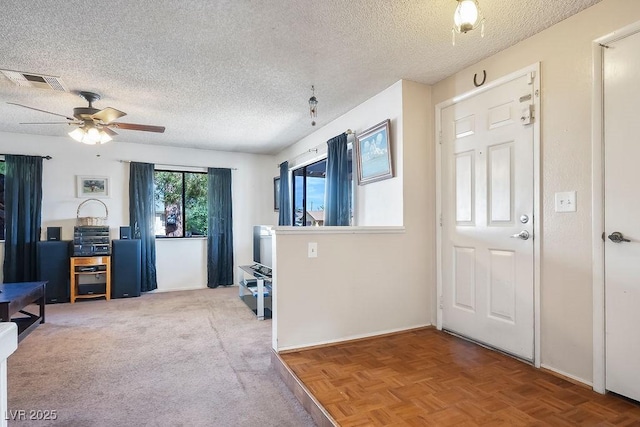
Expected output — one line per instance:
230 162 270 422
520 215 529 224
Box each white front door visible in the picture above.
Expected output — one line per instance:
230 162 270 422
439 70 536 361
604 30 640 402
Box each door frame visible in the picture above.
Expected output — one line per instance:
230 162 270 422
591 20 640 395
435 63 542 367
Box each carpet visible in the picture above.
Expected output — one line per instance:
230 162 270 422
6 287 315 427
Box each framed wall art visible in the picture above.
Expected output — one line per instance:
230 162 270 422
354 119 393 185
77 176 110 198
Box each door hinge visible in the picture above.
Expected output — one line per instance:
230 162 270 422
528 71 536 85
439 131 443 145
439 295 444 309
439 214 443 227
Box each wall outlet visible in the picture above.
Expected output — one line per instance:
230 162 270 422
308 242 318 258
555 191 577 212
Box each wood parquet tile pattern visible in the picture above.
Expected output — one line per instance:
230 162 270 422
280 328 640 426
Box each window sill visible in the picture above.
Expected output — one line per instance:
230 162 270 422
273 226 405 235
155 236 208 240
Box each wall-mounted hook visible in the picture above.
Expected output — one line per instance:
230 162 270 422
474 70 487 87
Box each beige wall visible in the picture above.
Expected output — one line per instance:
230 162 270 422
273 80 433 350
273 228 431 350
432 0 640 383
402 80 435 324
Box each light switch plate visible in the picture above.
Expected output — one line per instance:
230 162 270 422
555 191 577 212
308 242 318 258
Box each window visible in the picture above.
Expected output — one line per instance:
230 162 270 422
292 147 353 226
154 170 208 237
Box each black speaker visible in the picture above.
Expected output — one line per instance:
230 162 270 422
47 226 61 241
37 241 72 304
112 239 141 298
119 226 131 240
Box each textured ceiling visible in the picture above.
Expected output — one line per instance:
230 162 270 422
0 0 601 154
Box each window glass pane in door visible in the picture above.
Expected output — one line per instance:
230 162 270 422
306 159 326 226
293 168 305 226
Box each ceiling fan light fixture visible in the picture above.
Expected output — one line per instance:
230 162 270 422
452 0 485 45
98 131 113 144
68 126 112 145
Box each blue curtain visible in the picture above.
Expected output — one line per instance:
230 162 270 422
3 155 43 282
325 133 350 226
207 168 234 288
278 161 291 225
129 162 158 292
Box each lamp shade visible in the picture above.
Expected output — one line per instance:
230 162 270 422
454 0 479 33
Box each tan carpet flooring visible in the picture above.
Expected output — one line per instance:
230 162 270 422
7 287 314 427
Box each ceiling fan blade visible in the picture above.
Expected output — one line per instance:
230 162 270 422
7 102 76 121
110 122 165 133
101 127 118 137
19 121 81 125
91 107 126 124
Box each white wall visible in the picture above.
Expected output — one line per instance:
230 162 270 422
0 131 274 291
275 80 405 226
431 0 640 383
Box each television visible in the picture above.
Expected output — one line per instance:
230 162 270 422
252 225 273 268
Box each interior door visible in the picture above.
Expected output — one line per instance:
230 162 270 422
604 30 640 402
440 71 536 361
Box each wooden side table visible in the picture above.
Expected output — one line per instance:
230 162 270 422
70 256 111 303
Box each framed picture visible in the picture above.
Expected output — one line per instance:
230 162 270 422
77 176 110 198
273 177 280 211
354 119 393 185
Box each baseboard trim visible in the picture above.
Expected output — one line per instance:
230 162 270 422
271 350 338 427
276 324 433 353
149 286 208 293
540 364 593 389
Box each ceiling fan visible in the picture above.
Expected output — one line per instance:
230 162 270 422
8 91 165 145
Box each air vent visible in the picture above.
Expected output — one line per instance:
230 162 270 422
0 69 68 92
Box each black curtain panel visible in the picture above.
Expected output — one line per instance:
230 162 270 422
278 161 291 225
207 168 234 288
3 155 43 283
129 162 158 292
325 133 350 226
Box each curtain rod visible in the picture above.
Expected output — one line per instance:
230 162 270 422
0 155 52 160
119 160 237 170
277 129 354 168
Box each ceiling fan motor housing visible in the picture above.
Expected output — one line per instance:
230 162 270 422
73 107 100 121
74 91 101 121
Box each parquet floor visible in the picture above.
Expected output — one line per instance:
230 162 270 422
280 328 640 426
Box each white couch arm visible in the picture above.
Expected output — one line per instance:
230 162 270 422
0 323 18 427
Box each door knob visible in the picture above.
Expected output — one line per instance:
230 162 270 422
511 230 530 240
608 231 630 243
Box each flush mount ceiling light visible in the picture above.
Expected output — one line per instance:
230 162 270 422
452 0 485 46
309 85 318 126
